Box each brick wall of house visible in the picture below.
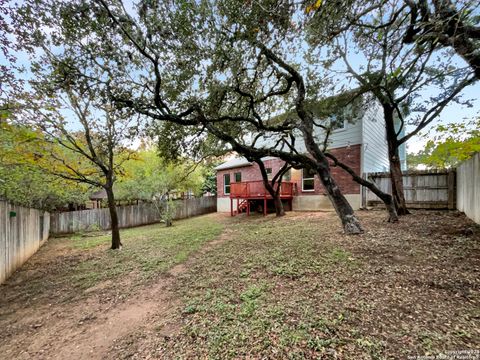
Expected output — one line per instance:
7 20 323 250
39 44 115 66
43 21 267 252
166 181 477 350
216 158 288 197
216 145 361 197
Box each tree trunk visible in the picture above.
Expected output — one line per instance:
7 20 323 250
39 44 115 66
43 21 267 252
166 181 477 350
383 105 409 216
388 149 409 215
165 199 173 227
255 160 285 217
272 193 285 217
318 166 364 234
325 153 399 223
373 189 398 222
105 185 122 249
301 126 363 234
365 183 398 223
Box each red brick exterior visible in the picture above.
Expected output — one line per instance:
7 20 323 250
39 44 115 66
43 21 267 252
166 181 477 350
216 145 361 197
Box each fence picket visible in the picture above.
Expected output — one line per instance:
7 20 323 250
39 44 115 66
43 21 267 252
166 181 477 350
49 197 217 235
365 170 456 209
0 201 49 284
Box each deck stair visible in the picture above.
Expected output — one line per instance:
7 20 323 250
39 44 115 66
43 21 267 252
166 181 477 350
238 200 248 213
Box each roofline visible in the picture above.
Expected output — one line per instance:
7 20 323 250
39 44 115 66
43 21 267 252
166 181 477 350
215 162 253 171
214 156 279 171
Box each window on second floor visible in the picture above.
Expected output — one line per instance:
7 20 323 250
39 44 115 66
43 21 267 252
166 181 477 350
330 116 346 131
234 172 242 182
224 174 231 195
302 168 316 191
283 169 291 182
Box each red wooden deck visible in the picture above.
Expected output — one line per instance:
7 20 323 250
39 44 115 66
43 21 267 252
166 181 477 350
229 181 294 216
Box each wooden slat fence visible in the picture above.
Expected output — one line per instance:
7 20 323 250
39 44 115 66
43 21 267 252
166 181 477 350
457 153 480 224
0 200 50 284
365 170 456 209
50 196 217 235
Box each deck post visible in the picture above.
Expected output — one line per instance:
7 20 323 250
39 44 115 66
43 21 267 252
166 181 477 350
247 200 250 216
263 197 267 216
230 198 233 217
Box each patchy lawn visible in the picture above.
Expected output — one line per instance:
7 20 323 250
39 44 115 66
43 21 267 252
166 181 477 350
0 214 224 359
113 210 480 359
0 210 479 359
2 214 223 303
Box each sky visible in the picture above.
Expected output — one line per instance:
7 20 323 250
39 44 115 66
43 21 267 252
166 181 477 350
404 83 479 153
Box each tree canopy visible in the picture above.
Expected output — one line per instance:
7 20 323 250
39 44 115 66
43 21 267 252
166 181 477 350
5 0 479 231
0 121 90 210
115 149 205 201
408 118 480 169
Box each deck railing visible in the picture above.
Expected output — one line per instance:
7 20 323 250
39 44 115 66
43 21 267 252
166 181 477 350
230 181 294 198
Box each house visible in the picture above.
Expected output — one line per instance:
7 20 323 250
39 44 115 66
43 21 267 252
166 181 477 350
215 100 407 214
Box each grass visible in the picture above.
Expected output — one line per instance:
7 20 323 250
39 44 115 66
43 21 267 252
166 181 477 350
2 211 479 359
2 214 224 304
70 215 224 288
146 211 480 359
161 215 366 358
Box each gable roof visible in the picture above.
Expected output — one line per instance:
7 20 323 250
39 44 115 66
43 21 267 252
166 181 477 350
89 189 108 200
215 156 277 171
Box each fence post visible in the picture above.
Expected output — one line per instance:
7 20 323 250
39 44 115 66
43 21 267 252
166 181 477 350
447 170 456 210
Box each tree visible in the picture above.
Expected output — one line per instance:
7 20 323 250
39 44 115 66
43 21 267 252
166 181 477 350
0 0 23 108
16 83 139 249
404 0 480 79
200 164 218 196
13 0 367 233
116 149 204 226
304 0 475 214
0 121 89 210
408 118 480 168
255 158 291 217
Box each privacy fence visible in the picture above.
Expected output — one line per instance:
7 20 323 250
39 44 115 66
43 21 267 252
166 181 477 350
0 201 50 284
50 196 217 234
365 170 456 210
1 197 216 283
457 153 480 224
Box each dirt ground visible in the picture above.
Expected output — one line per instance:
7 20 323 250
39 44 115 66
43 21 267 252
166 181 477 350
0 210 479 359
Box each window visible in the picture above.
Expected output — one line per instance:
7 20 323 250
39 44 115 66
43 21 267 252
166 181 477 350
302 168 316 191
330 116 346 131
266 168 272 179
283 169 291 182
224 174 231 195
234 172 242 182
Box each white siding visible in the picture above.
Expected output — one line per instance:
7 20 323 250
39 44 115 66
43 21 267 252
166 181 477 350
261 117 363 153
317 117 363 150
361 102 390 173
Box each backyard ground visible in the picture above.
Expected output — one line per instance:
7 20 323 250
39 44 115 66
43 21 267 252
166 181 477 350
0 210 478 359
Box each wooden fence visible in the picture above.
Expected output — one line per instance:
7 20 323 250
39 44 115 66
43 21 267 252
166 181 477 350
365 170 456 209
50 196 217 234
457 153 480 224
0 201 50 284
